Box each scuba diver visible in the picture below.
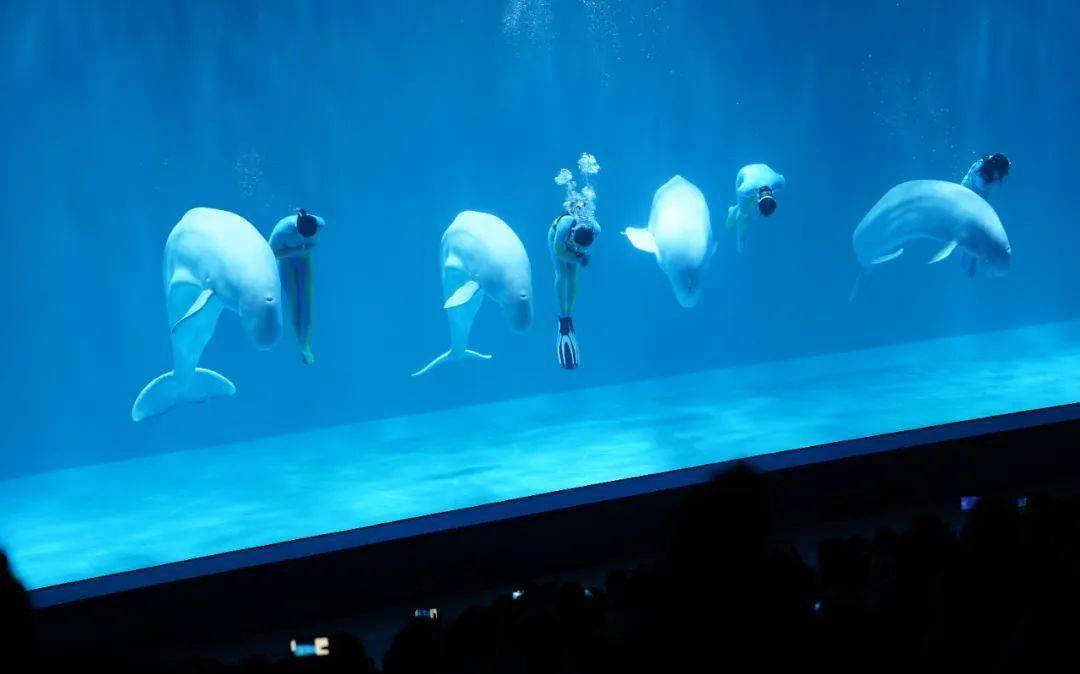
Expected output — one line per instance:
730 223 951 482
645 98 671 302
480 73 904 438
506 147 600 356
269 208 325 364
550 211 599 369
961 152 1010 202
551 153 601 370
958 152 1010 277
725 163 785 253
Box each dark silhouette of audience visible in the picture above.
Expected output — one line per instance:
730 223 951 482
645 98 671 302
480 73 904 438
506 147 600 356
1 550 35 670
6 465 1080 672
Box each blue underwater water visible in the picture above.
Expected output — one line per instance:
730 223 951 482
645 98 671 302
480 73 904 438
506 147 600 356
1 0 1080 589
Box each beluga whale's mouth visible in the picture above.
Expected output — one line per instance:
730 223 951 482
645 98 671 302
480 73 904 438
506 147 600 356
757 186 777 216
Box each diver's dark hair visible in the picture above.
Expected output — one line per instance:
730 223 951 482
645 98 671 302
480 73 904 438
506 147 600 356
979 153 1010 183
297 208 318 237
573 225 595 247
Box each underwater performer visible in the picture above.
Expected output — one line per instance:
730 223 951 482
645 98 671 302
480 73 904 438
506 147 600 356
411 210 533 377
961 152 1010 202
624 175 716 308
131 208 283 421
269 208 325 365
550 153 601 370
724 163 786 253
850 180 1011 297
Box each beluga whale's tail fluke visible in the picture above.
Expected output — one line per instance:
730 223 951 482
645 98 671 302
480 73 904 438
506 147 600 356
131 367 236 421
410 348 492 378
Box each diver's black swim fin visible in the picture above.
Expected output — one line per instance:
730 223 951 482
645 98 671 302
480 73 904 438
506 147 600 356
556 317 580 370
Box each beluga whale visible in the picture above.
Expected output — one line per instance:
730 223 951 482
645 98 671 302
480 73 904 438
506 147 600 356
850 176 1011 299
131 207 283 421
411 210 533 377
624 175 716 308
725 163 785 253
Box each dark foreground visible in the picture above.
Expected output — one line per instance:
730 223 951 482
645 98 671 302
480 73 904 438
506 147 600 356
8 454 1080 673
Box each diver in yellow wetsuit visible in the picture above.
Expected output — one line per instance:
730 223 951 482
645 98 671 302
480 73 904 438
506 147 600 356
549 210 599 370
550 153 601 370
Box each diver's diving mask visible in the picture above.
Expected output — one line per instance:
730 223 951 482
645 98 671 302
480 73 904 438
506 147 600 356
757 186 777 216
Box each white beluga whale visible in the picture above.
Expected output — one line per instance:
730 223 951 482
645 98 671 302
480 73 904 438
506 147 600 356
725 163 785 253
851 179 1011 298
624 175 716 308
412 210 533 377
131 207 283 421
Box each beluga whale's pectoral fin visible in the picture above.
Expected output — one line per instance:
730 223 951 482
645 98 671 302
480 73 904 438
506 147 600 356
725 205 738 229
171 288 216 333
443 280 480 309
872 248 904 265
928 240 958 264
623 227 658 254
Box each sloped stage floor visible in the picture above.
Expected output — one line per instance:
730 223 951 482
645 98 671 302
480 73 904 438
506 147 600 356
4 320 1080 598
